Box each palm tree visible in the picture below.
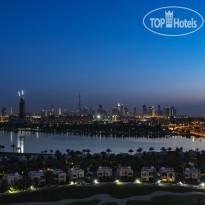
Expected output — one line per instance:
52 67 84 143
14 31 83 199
55 150 62 160
50 149 53 154
0 145 3 152
137 148 143 153
11 144 16 152
101 151 106 159
82 149 87 155
149 147 155 152
128 149 134 155
86 149 91 155
167 147 172 152
1 145 5 152
44 150 48 154
161 147 166 152
106 148 112 155
66 149 70 155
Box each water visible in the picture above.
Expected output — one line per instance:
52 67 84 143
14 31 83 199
0 131 205 154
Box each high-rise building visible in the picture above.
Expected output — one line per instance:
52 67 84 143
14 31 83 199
157 105 162 116
51 105 55 116
18 91 25 119
134 107 136 114
170 106 177 118
59 107 62 116
121 104 124 115
152 108 156 117
117 103 120 112
83 106 88 115
98 105 103 114
143 105 147 115
163 106 176 118
1 107 7 116
124 104 129 116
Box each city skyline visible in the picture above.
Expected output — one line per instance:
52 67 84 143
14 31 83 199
1 0 205 115
0 90 202 116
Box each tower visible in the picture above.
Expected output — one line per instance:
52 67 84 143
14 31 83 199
1 107 7 116
18 90 25 119
59 107 62 116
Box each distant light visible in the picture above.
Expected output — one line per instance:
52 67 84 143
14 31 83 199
157 180 161 184
135 179 141 184
200 182 205 187
30 185 34 190
97 115 101 119
115 179 120 184
94 179 99 184
70 181 74 185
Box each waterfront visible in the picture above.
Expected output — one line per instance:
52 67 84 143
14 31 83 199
0 131 205 154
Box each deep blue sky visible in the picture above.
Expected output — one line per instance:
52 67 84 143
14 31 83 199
0 0 205 115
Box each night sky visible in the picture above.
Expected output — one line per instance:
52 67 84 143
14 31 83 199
0 0 205 115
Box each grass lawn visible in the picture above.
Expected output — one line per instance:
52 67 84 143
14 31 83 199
65 200 117 205
66 200 100 205
0 184 203 205
127 194 205 205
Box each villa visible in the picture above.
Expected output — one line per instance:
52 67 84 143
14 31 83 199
28 170 46 186
160 167 175 183
97 167 112 181
116 166 133 180
51 169 66 184
2 172 22 185
184 168 201 183
68 168 84 181
141 167 156 182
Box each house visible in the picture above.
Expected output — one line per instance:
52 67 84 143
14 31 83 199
28 170 46 186
116 166 133 180
141 167 156 182
2 172 22 185
97 167 112 181
160 167 175 183
51 169 66 184
68 168 84 181
184 168 201 183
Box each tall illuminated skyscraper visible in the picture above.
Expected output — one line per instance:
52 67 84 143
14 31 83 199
59 107 62 116
18 90 25 119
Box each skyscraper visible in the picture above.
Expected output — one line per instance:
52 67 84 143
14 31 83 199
98 105 103 114
134 106 136 114
1 107 7 116
164 106 177 118
18 90 25 119
59 107 62 116
143 105 147 115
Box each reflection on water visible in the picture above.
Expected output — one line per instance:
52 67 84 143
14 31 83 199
1 131 205 154
17 135 24 153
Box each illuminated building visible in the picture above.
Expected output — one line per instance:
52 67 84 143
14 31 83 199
164 107 177 118
160 167 175 182
59 107 62 116
143 105 147 115
141 167 156 182
117 103 120 112
18 90 25 119
98 105 103 114
1 107 7 116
